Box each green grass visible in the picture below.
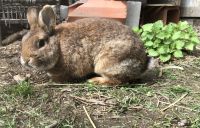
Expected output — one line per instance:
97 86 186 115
163 69 178 80
5 81 33 98
1 57 200 127
58 119 74 128
169 85 190 94
191 117 200 128
0 82 199 127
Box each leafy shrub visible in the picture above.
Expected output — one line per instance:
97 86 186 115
133 21 200 62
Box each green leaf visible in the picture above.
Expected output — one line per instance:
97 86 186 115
182 33 190 40
142 24 153 32
148 49 159 57
141 31 148 38
157 45 170 54
172 31 181 40
164 33 171 39
164 41 172 45
133 27 139 32
156 32 165 40
173 50 183 58
141 38 146 42
166 23 176 33
159 54 171 62
178 21 189 30
187 26 195 34
152 39 162 48
191 37 200 44
137 20 200 63
133 27 141 34
185 43 195 51
153 20 164 31
155 39 161 44
145 41 154 47
170 43 176 50
175 40 185 50
146 34 154 40
157 46 165 54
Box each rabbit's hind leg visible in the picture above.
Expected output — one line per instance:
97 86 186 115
88 76 121 86
89 58 140 86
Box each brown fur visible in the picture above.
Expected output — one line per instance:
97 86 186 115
21 6 148 86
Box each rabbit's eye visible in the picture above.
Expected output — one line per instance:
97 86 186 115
37 39 46 49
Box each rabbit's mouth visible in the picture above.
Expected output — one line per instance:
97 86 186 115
20 56 41 70
20 56 56 71
20 56 32 68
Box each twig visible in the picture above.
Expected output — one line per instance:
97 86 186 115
48 83 86 86
0 67 7 69
159 65 184 77
192 92 200 94
45 121 58 128
70 95 110 106
0 47 6 50
156 92 170 101
36 83 86 87
161 93 188 112
83 106 96 128
128 105 143 110
155 94 160 107
160 101 198 112
161 65 184 70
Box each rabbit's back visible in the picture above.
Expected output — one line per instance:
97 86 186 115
53 18 147 82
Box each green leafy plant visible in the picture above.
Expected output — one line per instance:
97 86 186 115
133 21 200 62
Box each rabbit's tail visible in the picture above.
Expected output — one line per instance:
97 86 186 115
139 57 160 82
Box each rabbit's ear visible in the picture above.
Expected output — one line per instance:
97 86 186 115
27 7 39 30
38 5 56 35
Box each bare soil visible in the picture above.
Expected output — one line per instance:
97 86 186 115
0 23 200 128
0 41 49 85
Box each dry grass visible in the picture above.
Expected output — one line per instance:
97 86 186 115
1 55 200 127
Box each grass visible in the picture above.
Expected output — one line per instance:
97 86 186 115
192 117 200 128
163 69 178 80
0 58 200 127
0 81 199 127
169 85 191 94
5 81 33 98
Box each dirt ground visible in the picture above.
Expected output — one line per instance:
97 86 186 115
0 22 200 128
0 41 49 85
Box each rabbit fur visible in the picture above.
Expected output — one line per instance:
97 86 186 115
20 5 148 85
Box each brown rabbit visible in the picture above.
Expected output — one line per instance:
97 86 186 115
20 5 148 86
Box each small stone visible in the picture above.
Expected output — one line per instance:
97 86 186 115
13 74 26 83
105 98 117 105
26 74 31 78
61 87 72 92
178 119 190 127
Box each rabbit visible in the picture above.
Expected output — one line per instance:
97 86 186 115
20 5 149 86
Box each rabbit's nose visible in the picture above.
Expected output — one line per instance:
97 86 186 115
20 56 30 66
